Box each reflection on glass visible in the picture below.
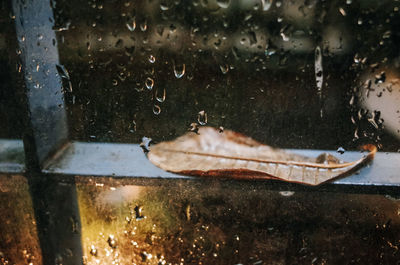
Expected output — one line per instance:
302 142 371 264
0 2 24 139
76 177 400 264
0 175 41 264
53 0 400 151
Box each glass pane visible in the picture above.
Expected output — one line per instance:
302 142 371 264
0 1 25 172
0 174 41 264
76 177 400 264
53 0 400 151
0 1 25 139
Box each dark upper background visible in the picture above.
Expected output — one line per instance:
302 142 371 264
1 0 400 151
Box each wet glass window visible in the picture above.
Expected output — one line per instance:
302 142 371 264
0 1 25 173
0 175 41 264
52 0 400 151
1 0 400 264
75 177 400 264
0 1 24 139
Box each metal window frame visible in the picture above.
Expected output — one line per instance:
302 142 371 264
0 0 398 264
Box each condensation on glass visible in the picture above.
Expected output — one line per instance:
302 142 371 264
0 175 41 265
0 1 24 139
52 0 400 152
75 177 400 265
1 0 400 264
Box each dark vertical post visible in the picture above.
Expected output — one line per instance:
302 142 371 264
12 0 83 264
13 0 68 168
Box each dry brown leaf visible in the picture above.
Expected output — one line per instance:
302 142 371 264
147 127 376 185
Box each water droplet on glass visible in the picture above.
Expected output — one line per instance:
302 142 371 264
153 104 161 115
337 147 345 154
155 88 166 103
188 123 199 134
160 2 169 10
130 120 137 132
126 17 136 32
219 64 229 74
279 191 295 197
148 55 156 63
90 245 97 256
216 0 230 9
134 205 145 220
140 137 152 153
339 7 346 16
280 32 289 42
112 79 118 86
56 64 73 92
140 19 147 32
219 126 224 133
145 77 154 90
107 235 117 248
314 46 323 96
173 63 185 78
375 71 386 84
265 40 277 56
197 110 207 125
261 0 273 11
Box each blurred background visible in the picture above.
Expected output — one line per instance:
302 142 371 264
48 0 400 151
1 0 400 151
1 1 400 264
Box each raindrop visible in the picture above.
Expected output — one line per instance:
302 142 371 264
141 251 152 261
140 19 147 32
197 110 207 125
265 40 277 56
173 63 186 78
112 79 118 86
280 32 289 42
188 123 199 134
219 126 224 133
153 104 161 115
115 39 124 48
56 64 70 79
107 235 117 248
134 205 145 220
90 245 97 256
145 77 154 90
155 88 166 103
216 0 230 8
148 55 156 63
337 147 345 154
126 18 136 32
375 72 386 84
160 2 169 10
219 64 229 74
279 191 295 197
56 64 73 92
140 137 152 153
339 7 346 16
314 46 323 96
130 120 137 132
261 0 273 11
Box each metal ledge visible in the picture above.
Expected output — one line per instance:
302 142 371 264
0 139 25 173
43 141 400 188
